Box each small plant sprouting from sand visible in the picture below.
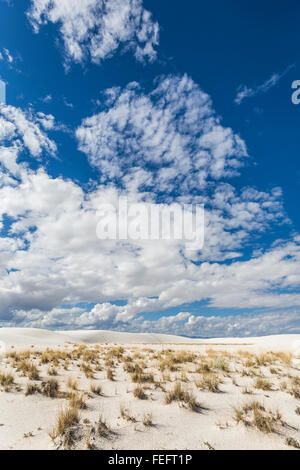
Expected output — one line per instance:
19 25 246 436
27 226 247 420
165 382 201 412
233 401 284 434
131 371 154 384
66 376 78 391
0 371 14 390
49 406 80 449
42 378 59 398
242 386 254 395
90 384 102 395
120 404 136 422
47 366 57 376
133 385 147 400
81 363 94 379
69 393 87 410
289 376 300 399
97 415 111 437
25 382 40 396
285 437 300 449
142 412 153 426
196 373 221 393
254 378 273 391
106 367 115 381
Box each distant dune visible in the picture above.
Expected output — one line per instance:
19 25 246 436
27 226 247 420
0 328 299 353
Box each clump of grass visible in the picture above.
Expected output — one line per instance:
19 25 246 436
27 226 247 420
41 378 59 398
47 366 57 376
120 404 136 422
196 373 221 393
124 362 142 374
233 400 283 434
49 406 80 448
285 437 300 449
180 371 188 382
165 382 201 412
108 346 124 360
213 357 230 373
196 362 211 374
159 358 178 372
16 360 40 380
66 376 78 391
90 384 102 395
295 407 300 416
289 377 300 399
242 387 254 395
142 413 153 426
25 382 40 396
0 370 14 389
255 353 272 367
97 415 111 437
27 364 40 380
69 393 87 410
254 378 272 391
106 367 115 381
81 363 94 379
280 381 287 391
131 371 154 384
133 385 147 400
276 352 293 367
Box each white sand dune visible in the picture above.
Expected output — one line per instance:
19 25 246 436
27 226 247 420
0 328 299 450
0 328 300 353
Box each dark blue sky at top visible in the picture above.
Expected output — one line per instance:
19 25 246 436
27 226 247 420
0 0 300 322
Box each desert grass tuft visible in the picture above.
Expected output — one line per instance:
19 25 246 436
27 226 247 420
97 415 111 437
285 437 300 449
0 370 14 389
254 378 273 391
142 412 153 426
41 378 59 398
120 404 136 422
49 405 80 448
233 400 283 434
196 373 221 393
66 376 78 391
165 382 201 412
90 384 102 395
133 385 147 400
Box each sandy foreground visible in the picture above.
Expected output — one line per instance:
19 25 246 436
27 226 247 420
0 328 299 450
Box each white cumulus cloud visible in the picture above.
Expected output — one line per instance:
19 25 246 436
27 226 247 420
27 0 159 65
76 75 248 197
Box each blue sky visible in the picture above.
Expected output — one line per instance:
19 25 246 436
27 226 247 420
0 0 299 337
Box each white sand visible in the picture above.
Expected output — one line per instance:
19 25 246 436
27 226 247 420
1 328 300 352
0 328 299 450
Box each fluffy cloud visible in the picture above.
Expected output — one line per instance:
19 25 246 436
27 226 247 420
137 309 300 338
27 0 159 65
0 89 298 336
0 161 298 325
0 104 57 176
5 306 300 338
76 75 248 197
